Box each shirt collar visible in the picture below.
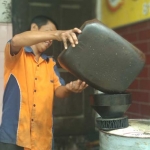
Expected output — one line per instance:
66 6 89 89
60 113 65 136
24 46 50 61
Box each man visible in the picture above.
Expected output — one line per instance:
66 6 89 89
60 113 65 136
0 16 88 150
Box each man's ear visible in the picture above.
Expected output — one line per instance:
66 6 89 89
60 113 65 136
31 23 39 31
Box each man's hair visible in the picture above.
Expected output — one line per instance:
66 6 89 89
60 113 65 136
29 15 58 30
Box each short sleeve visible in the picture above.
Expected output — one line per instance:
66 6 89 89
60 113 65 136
4 40 24 69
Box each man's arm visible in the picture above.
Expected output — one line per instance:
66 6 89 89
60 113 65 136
55 80 88 98
10 28 81 54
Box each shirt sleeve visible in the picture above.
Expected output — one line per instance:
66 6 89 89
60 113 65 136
4 40 24 69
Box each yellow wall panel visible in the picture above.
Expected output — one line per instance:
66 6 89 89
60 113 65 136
102 0 150 28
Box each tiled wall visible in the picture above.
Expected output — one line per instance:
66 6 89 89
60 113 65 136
0 23 12 123
115 20 150 119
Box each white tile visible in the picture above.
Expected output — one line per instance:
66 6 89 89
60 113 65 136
0 25 7 39
0 23 12 52
0 52 4 79
7 23 12 40
0 91 3 124
0 37 7 52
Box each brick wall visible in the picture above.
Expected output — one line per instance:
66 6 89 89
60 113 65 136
114 20 150 119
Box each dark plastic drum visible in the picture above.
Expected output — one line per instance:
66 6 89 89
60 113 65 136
58 19 145 93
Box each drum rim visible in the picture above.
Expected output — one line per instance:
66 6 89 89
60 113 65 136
100 119 150 139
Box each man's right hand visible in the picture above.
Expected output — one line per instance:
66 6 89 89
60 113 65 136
55 28 82 49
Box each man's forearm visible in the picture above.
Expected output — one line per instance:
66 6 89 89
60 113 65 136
55 86 72 98
11 31 58 53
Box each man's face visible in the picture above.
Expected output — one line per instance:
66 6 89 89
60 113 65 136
35 21 57 53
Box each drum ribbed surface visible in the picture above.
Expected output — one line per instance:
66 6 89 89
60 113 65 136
96 116 129 131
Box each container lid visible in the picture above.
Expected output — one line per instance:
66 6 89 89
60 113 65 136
106 119 150 138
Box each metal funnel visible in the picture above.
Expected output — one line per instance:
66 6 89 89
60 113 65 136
90 93 132 119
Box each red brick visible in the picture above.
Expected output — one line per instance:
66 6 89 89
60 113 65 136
112 20 150 120
130 91 149 103
140 104 150 116
129 21 148 32
143 116 150 119
146 54 150 64
148 66 150 77
139 29 150 40
125 112 150 119
139 79 150 90
138 66 149 78
127 102 140 114
147 43 150 54
122 33 138 42
129 115 141 119
141 116 150 119
146 21 150 29
125 113 142 119
128 79 139 89
134 42 149 54
114 26 130 35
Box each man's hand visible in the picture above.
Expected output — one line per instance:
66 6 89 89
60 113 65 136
65 79 88 93
55 79 88 98
55 28 82 49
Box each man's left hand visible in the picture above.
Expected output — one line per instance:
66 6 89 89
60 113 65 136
65 79 88 93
